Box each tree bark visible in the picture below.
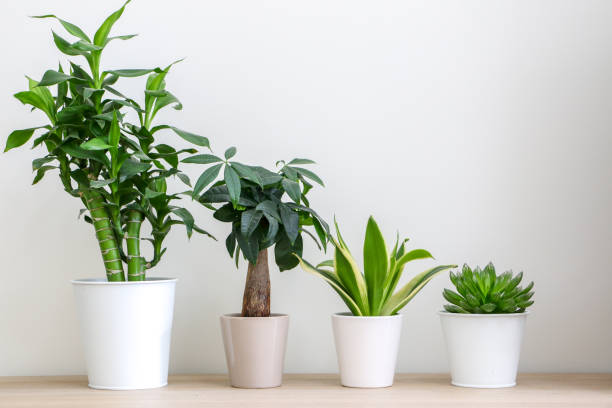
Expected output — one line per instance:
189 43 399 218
242 249 271 317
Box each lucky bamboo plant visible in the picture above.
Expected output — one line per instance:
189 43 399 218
184 152 328 316
5 1 212 281
298 216 456 316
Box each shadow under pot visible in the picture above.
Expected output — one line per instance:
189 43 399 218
439 311 528 388
331 312 403 388
220 313 289 388
71 278 177 390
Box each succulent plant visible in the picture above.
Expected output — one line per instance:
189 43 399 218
443 263 534 314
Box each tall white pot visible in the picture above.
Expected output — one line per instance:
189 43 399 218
331 313 402 388
72 278 177 390
439 311 528 388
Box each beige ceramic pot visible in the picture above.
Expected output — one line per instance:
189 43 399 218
220 313 289 388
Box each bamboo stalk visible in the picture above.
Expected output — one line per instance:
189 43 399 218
126 210 144 281
84 190 125 281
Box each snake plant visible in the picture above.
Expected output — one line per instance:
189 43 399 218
298 216 456 316
443 263 534 313
5 1 213 281
185 153 328 316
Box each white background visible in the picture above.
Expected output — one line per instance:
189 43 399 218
1 0 611 375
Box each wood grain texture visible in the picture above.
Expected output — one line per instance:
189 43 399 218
1 374 611 408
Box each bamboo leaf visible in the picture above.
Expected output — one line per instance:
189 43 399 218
170 207 195 238
93 0 131 47
5 127 45 152
31 15 91 42
80 138 111 150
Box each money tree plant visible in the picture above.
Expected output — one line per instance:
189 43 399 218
443 263 534 313
184 151 328 316
5 1 212 281
298 216 456 316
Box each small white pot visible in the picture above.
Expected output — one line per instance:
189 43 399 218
220 313 289 388
72 278 177 390
439 311 528 388
331 312 402 388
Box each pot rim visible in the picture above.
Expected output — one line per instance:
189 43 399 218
71 277 177 285
437 310 529 317
221 313 289 320
332 312 402 319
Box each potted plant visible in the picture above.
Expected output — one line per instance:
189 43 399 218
439 263 535 388
5 1 213 389
186 154 328 388
298 216 456 388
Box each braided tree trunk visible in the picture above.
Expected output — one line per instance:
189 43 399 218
241 249 271 317
84 190 125 281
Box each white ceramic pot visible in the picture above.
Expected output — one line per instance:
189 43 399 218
220 313 289 388
331 312 402 388
72 278 177 390
439 311 528 388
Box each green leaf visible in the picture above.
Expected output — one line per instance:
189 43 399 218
32 165 56 185
225 232 236 257
31 15 91 42
90 178 116 188
32 156 55 170
235 228 260 265
333 239 369 315
297 256 362 316
293 166 324 186
93 0 131 47
214 203 237 222
5 127 45 152
170 127 209 148
274 234 303 271
224 146 237 160
363 216 389 315
104 68 162 78
51 31 86 56
241 209 264 237
230 162 263 187
255 200 280 221
104 34 138 46
288 158 316 165
282 178 301 203
14 91 54 122
80 138 112 150
279 203 299 243
37 70 82 87
381 264 456 315
119 159 151 182
182 154 222 164
171 207 195 237
154 144 178 168
193 163 223 197
224 165 241 206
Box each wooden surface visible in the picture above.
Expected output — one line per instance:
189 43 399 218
1 374 611 408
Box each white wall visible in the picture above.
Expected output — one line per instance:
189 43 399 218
1 0 611 375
